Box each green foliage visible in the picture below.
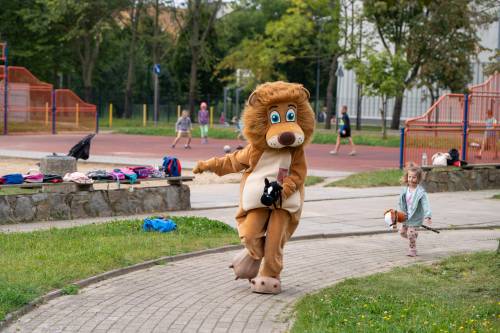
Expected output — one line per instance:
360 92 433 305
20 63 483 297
291 251 500 332
492 194 500 200
484 50 500 77
350 51 409 99
0 216 238 321
327 169 403 187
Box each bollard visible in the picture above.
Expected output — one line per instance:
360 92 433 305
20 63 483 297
177 105 181 119
143 104 147 127
76 103 79 127
109 103 113 128
210 106 214 128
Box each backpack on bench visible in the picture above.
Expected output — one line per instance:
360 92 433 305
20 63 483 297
162 156 182 177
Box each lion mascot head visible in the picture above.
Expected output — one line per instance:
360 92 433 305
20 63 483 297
242 81 315 150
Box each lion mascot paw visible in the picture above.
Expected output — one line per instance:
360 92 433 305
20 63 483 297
194 81 315 294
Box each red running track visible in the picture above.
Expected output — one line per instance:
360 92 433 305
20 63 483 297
0 133 399 172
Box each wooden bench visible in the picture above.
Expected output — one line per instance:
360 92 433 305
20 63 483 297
0 176 194 193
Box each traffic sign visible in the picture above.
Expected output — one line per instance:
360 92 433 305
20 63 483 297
153 64 161 75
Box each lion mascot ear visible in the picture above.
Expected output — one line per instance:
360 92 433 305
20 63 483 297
248 90 258 106
248 85 311 106
300 86 310 99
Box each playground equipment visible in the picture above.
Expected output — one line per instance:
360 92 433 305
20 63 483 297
0 42 97 135
401 72 500 166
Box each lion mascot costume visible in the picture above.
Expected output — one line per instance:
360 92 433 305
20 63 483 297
193 81 315 294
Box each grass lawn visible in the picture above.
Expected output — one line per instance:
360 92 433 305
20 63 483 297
0 187 39 196
100 119 400 147
493 194 500 199
0 216 239 321
305 176 325 187
326 169 403 188
291 251 500 333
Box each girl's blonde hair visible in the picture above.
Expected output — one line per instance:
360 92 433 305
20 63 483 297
400 162 423 185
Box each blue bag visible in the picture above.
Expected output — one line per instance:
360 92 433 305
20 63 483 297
143 217 177 233
162 156 182 177
2 173 24 184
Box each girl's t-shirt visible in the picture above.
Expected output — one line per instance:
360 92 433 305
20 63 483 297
406 187 415 212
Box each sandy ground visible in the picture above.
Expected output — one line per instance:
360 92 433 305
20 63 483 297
0 157 242 187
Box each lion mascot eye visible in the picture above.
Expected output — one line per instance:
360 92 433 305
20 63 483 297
270 111 281 124
286 109 296 122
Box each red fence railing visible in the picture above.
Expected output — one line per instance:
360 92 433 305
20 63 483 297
1 65 96 134
403 73 500 166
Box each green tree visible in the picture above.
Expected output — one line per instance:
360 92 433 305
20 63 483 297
218 0 356 130
363 0 497 129
123 0 145 118
349 50 409 138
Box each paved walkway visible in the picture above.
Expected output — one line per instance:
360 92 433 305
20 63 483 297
1 186 498 235
5 229 499 333
0 133 399 172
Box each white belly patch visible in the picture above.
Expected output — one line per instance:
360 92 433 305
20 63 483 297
242 150 301 212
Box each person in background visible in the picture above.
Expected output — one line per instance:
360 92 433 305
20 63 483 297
318 106 327 123
198 102 210 144
329 105 356 156
478 107 497 159
171 110 192 149
234 116 245 149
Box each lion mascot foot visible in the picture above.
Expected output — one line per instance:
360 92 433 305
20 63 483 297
229 249 262 280
250 276 281 294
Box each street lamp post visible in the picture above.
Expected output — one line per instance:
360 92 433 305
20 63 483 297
153 63 160 127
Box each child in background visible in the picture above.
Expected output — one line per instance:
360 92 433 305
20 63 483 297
198 102 209 144
329 105 356 156
479 108 497 159
398 163 432 257
235 116 245 149
171 110 192 149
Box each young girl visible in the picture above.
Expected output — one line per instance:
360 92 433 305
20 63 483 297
171 110 192 149
398 163 432 257
198 102 209 144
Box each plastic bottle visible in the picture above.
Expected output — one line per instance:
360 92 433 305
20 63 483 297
422 152 428 166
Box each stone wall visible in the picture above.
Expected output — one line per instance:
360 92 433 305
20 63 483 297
422 166 500 193
0 185 190 224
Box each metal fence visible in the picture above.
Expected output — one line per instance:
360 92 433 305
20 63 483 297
1 43 96 134
402 73 500 167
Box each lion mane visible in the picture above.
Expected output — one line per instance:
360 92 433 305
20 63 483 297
242 81 315 150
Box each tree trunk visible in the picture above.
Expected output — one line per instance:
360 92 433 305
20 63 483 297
390 92 404 129
124 1 142 118
188 48 199 115
381 97 387 139
325 55 339 130
355 84 362 130
78 34 100 104
187 0 221 115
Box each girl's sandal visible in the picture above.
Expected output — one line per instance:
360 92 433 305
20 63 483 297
250 276 281 294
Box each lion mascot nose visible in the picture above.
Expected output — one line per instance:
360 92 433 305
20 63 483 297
278 132 295 146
